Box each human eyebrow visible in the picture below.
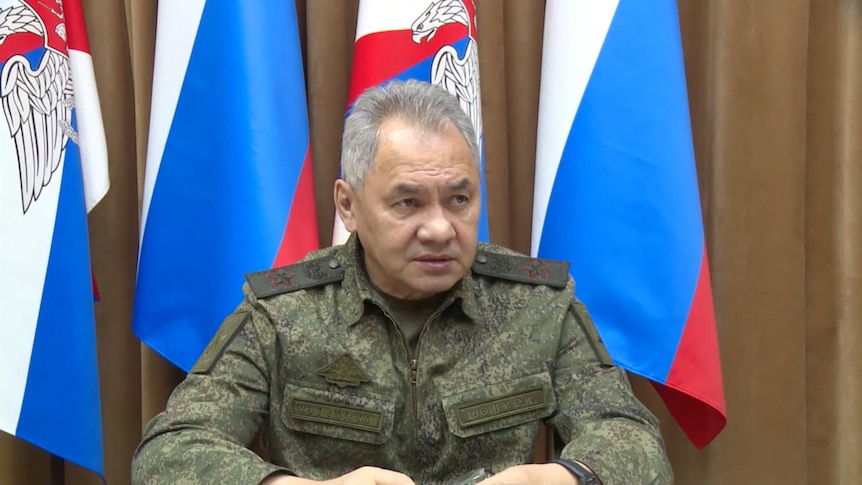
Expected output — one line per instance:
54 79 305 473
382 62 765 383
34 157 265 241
391 183 423 196
445 178 475 192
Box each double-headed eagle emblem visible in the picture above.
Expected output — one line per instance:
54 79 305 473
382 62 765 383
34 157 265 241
0 0 75 214
411 0 482 143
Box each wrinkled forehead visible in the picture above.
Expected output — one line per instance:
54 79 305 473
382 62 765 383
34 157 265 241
367 126 477 185
386 175 478 196
377 115 477 158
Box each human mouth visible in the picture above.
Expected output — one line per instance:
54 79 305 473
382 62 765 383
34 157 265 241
415 256 454 272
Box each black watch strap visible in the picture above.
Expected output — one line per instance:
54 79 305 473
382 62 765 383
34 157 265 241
550 459 602 485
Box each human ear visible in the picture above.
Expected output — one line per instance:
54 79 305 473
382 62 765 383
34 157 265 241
333 179 358 232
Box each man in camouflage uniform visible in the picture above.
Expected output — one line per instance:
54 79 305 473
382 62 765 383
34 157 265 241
132 80 673 485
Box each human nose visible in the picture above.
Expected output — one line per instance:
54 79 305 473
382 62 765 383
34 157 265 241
417 204 456 243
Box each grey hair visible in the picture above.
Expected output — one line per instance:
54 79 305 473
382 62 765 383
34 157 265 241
340 79 480 188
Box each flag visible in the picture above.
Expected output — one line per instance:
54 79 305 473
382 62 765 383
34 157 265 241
0 0 108 475
332 0 489 244
532 0 726 448
134 0 318 372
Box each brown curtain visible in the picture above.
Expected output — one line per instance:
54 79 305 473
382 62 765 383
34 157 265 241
1 0 860 483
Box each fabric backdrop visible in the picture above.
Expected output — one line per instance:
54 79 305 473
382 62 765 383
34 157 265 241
0 0 859 483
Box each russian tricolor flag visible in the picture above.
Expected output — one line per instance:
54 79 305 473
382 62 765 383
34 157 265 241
532 0 726 448
134 1 318 372
0 0 108 476
332 0 489 244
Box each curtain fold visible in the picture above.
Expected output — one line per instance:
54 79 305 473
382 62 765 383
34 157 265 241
0 0 860 483
805 1 862 483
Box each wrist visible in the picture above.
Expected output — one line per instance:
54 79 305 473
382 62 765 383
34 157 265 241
545 462 579 485
549 459 602 485
260 473 306 485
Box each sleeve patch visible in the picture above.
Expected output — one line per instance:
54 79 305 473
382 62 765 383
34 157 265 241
472 250 570 288
191 312 251 374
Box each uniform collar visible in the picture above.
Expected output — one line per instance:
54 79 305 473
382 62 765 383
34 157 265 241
339 234 481 326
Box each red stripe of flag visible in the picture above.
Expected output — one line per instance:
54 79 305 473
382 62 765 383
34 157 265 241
656 248 725 448
273 145 319 267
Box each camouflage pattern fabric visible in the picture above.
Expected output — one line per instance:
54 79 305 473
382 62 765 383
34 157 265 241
131 236 673 485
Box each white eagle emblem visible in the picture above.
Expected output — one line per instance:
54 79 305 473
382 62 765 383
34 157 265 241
411 0 482 143
0 0 75 214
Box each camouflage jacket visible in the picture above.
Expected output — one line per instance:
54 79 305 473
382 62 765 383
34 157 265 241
132 236 672 485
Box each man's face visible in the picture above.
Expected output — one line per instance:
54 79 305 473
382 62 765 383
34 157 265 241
335 116 480 300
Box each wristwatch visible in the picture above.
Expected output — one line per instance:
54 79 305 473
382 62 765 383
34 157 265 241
550 459 602 485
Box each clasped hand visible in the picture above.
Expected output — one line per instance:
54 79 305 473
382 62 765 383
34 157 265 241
263 463 577 485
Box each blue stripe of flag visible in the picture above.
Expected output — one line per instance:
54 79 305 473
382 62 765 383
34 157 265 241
134 1 310 371
538 0 704 381
16 125 103 475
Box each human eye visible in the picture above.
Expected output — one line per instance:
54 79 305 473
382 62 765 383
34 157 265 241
395 198 417 209
450 194 470 206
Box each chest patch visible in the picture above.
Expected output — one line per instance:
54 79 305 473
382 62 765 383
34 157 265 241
457 387 547 427
318 354 370 388
290 399 383 433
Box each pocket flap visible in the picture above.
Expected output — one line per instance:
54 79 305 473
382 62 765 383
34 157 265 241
441 370 556 438
282 381 395 445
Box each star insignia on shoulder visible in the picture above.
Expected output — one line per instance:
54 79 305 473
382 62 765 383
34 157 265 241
520 260 550 280
268 269 296 288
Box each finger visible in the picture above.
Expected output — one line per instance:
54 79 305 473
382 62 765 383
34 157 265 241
475 467 527 485
350 466 416 485
370 468 415 485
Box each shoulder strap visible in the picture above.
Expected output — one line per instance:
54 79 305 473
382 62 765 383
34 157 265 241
471 249 570 288
245 256 344 298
